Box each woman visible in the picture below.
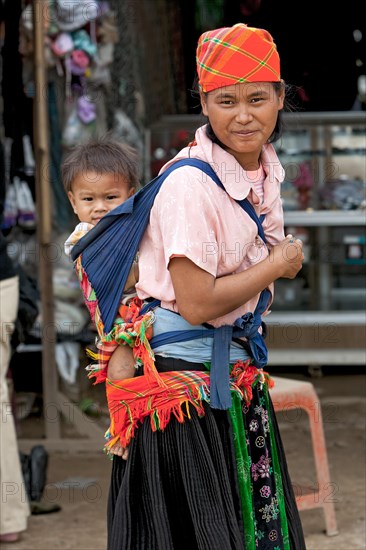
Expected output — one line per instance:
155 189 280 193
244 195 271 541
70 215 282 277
107 23 306 550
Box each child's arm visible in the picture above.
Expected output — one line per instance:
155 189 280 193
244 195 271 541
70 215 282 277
105 339 137 461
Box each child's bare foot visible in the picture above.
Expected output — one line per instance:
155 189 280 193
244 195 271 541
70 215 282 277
109 441 129 460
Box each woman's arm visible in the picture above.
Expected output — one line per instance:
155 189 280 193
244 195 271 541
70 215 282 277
169 235 304 325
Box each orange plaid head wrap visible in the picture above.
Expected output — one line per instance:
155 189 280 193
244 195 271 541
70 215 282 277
196 23 281 93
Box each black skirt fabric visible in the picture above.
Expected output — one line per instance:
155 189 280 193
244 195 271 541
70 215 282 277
107 396 306 550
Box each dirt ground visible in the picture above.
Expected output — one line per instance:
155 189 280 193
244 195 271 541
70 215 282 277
2 372 365 550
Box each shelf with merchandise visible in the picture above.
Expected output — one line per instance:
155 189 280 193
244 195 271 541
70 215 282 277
284 210 365 226
276 112 366 212
272 112 365 361
274 222 366 312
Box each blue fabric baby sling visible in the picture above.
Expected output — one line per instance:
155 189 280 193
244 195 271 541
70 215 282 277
71 158 270 409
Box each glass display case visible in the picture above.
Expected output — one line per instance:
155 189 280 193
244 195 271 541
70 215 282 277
145 112 366 365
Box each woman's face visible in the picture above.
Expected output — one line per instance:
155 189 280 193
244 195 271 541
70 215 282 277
200 81 284 169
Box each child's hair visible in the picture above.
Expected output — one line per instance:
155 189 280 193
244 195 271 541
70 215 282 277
62 136 140 193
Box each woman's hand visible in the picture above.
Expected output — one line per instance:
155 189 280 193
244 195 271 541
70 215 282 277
169 237 304 326
268 234 304 279
105 238 303 461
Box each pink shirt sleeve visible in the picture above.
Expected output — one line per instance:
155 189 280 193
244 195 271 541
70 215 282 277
262 196 285 248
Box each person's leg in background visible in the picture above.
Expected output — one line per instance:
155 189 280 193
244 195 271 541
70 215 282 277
0 274 30 542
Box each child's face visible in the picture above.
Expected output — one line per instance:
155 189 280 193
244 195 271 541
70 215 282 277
68 171 135 225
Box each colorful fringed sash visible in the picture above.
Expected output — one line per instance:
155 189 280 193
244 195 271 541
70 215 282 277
104 361 274 450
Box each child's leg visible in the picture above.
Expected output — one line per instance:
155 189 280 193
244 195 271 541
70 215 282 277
107 345 136 381
107 345 135 459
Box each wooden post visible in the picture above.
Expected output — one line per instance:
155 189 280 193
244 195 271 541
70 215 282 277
32 0 60 438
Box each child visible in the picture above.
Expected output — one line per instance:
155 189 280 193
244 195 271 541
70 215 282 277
63 137 141 457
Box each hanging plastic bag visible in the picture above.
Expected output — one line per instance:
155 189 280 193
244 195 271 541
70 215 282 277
13 177 37 229
62 99 96 147
1 182 18 230
22 135 36 176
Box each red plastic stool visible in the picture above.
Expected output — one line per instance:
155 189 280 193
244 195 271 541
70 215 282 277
269 376 338 536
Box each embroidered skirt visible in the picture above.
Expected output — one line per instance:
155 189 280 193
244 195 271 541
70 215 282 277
107 378 306 550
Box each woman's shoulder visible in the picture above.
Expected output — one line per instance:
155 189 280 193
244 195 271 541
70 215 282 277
155 161 223 211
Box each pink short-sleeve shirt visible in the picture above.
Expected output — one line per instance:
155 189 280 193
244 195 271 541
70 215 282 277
136 125 285 327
